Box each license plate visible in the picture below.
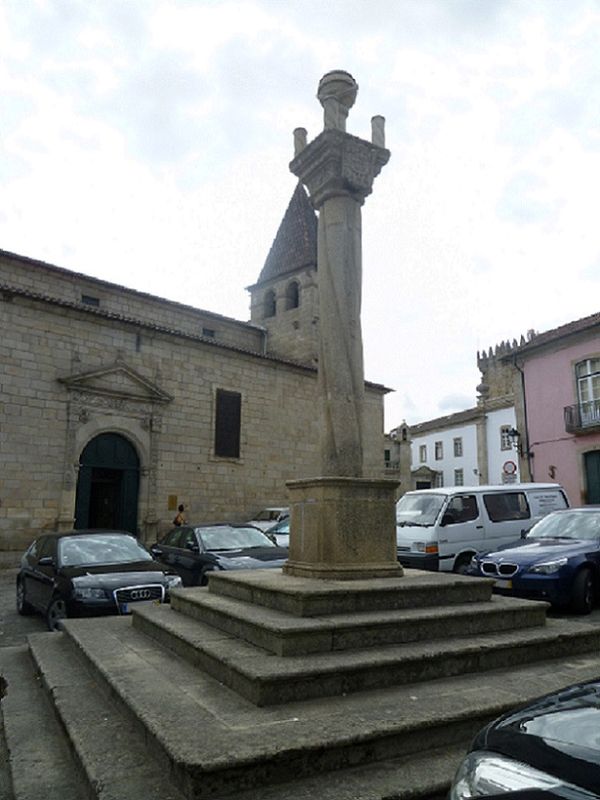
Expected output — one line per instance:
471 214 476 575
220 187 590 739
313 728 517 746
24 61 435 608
494 579 512 590
119 602 129 614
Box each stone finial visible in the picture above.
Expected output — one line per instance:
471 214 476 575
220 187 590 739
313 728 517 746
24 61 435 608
317 70 358 132
371 115 385 147
293 127 307 157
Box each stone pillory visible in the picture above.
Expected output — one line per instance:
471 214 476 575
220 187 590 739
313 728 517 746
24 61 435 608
285 71 400 580
290 70 390 478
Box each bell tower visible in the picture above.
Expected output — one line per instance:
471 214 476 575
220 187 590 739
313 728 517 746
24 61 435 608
247 183 319 365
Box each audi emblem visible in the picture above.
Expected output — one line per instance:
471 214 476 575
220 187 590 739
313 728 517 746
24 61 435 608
130 588 152 600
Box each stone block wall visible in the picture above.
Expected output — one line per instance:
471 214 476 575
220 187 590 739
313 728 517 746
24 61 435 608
0 259 387 553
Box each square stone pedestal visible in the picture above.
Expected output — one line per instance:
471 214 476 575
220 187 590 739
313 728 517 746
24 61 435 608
283 476 403 580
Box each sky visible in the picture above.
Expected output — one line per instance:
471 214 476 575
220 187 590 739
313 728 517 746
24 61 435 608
2 0 600 429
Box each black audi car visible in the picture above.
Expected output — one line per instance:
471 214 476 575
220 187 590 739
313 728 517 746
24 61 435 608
150 523 289 586
450 680 600 799
17 530 183 630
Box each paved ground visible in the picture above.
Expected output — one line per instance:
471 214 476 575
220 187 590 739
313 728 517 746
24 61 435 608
0 569 47 647
1 565 600 648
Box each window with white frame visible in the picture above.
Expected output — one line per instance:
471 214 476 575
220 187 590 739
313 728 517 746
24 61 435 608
576 358 600 426
453 437 463 457
419 445 427 463
454 468 464 486
500 425 512 451
434 472 444 487
435 441 443 460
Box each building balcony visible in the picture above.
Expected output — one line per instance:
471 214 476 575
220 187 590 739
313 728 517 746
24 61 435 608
384 460 401 472
564 400 600 434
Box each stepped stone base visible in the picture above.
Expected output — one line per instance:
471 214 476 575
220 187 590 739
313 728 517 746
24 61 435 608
2 568 600 799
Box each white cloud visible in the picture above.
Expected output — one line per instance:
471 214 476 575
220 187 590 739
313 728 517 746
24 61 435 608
1 0 600 430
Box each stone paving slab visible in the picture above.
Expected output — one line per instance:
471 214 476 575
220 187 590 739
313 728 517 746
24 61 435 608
26 615 600 799
0 645 85 800
172 589 548 655
25 633 188 800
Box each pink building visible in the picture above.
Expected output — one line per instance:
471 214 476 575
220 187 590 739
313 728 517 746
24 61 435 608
509 312 600 506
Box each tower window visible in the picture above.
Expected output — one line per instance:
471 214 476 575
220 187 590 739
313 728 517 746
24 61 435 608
264 290 276 318
285 281 300 310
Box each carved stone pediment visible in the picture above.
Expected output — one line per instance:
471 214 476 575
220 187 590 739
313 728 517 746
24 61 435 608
411 466 438 479
58 361 172 405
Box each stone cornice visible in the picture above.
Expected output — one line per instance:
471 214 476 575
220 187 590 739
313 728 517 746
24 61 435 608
289 129 390 207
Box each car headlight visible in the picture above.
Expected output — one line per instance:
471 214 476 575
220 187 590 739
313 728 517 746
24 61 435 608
450 751 594 799
165 574 183 589
529 557 568 575
73 587 107 600
412 541 438 554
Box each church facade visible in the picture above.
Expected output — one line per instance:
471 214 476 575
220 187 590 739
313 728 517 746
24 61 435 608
0 185 389 561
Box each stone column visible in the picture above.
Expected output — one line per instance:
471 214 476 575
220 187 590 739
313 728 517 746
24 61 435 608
284 71 401 580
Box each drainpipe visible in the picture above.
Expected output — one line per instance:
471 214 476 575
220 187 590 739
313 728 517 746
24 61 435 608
512 356 534 481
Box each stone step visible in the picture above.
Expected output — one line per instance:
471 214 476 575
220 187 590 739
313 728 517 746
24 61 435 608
224 744 466 800
24 632 187 800
202 569 494 616
28 615 600 800
171 588 548 656
133 601 600 706
0 644 85 800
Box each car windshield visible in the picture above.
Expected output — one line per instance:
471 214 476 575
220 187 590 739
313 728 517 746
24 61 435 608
268 519 289 534
527 511 600 541
396 493 445 527
196 526 275 551
58 534 153 566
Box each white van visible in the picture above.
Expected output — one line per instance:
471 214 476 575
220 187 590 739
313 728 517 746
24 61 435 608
395 483 569 574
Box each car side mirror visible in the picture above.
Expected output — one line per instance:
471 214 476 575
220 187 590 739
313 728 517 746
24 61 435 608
440 513 454 527
185 541 199 553
38 556 55 568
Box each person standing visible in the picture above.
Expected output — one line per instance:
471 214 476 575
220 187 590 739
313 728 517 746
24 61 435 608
173 504 186 526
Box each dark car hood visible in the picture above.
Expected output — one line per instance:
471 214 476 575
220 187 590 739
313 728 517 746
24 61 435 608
482 538 594 565
212 546 288 569
474 682 600 793
59 560 172 584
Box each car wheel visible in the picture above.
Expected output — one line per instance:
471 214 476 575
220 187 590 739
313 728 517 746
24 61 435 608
199 569 210 587
453 554 473 575
16 579 34 616
46 597 68 631
571 568 595 615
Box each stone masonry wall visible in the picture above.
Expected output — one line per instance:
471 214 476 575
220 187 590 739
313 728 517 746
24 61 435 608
1 276 386 553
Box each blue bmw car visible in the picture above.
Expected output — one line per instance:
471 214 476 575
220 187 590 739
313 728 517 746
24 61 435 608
469 507 600 614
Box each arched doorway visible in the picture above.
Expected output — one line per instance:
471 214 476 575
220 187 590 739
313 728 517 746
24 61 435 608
584 451 600 504
75 433 140 533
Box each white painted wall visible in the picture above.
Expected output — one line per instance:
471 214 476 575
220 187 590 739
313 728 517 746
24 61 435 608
411 422 479 487
409 407 519 486
486 407 520 484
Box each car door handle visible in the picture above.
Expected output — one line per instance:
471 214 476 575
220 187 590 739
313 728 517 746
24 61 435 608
476 525 483 529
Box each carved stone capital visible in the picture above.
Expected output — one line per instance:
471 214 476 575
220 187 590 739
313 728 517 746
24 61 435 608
290 129 390 208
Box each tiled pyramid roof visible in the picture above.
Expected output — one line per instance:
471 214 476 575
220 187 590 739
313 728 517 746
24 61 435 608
255 183 317 286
